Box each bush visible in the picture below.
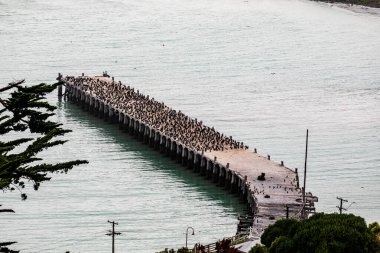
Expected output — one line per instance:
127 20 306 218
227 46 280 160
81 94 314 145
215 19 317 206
249 244 268 253
370 222 380 234
177 247 190 253
261 219 299 247
261 214 379 253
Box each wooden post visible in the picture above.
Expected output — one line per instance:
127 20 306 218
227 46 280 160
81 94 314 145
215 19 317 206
57 73 63 97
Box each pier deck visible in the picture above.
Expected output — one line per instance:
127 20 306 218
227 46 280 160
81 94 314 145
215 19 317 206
60 74 317 248
207 149 311 237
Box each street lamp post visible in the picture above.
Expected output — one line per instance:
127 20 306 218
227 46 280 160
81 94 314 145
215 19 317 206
185 226 195 249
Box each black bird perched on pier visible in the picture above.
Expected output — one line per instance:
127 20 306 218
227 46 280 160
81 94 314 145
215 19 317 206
103 71 110 78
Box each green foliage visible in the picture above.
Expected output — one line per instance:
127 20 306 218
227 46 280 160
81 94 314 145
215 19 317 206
261 218 299 247
176 247 190 253
0 242 19 253
268 236 292 253
0 80 88 198
0 80 88 253
370 222 380 253
370 222 380 234
261 214 379 253
249 244 268 253
292 213 376 253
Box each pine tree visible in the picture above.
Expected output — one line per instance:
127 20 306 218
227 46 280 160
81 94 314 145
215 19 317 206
0 79 88 252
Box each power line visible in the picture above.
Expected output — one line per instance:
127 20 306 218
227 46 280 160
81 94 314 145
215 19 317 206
106 220 122 253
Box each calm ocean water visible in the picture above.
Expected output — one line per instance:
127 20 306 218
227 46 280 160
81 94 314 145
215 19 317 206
0 0 379 252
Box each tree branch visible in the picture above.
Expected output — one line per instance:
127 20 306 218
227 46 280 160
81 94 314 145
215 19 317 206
0 80 25 93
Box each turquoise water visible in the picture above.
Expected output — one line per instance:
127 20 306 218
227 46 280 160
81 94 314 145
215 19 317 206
1 101 248 252
1 0 380 252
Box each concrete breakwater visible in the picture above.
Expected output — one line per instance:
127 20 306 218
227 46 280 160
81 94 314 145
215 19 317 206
60 74 317 244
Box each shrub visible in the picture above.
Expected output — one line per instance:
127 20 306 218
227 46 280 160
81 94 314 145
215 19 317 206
249 244 268 253
261 214 378 253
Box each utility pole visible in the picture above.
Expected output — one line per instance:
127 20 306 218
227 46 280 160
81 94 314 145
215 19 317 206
336 197 348 214
285 205 289 219
106 220 122 253
303 129 309 203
